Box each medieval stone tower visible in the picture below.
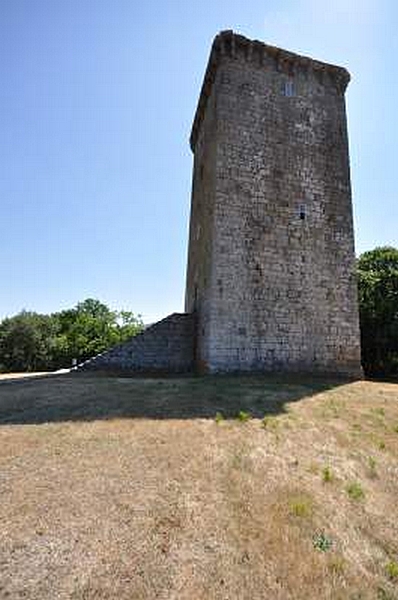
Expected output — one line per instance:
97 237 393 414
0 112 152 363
80 30 362 377
185 30 362 375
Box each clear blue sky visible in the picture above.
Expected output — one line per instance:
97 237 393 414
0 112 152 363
0 0 396 323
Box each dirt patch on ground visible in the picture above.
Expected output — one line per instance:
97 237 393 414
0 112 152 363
0 375 397 599
0 372 54 381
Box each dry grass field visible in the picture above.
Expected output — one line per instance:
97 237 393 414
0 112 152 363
0 374 398 599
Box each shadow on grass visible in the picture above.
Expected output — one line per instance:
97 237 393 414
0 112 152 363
0 372 354 425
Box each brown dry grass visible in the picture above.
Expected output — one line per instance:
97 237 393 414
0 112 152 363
0 374 398 599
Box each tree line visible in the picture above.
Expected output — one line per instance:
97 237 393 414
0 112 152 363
357 246 398 378
0 298 143 372
0 247 397 377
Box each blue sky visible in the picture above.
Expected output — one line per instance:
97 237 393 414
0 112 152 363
0 0 396 323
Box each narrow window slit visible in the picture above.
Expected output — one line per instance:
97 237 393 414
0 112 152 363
284 80 294 97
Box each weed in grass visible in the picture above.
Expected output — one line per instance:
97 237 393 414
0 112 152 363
372 407 385 417
326 399 344 418
308 462 320 475
379 440 386 450
346 482 365 501
289 498 312 518
262 415 278 430
232 453 242 469
322 466 334 483
393 425 398 434
385 561 398 581
377 587 395 600
237 411 251 423
313 531 332 552
232 450 247 470
367 456 378 479
351 423 363 439
215 412 224 424
328 555 345 573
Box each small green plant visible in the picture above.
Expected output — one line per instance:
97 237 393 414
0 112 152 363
378 440 386 450
262 415 278 430
326 399 344 418
346 481 365 501
367 456 378 479
377 586 394 600
372 407 385 417
215 412 224 424
237 410 251 423
393 425 398 434
232 449 247 470
289 498 312 518
322 466 334 483
313 531 332 552
328 555 345 573
308 462 320 475
368 456 376 469
386 560 398 581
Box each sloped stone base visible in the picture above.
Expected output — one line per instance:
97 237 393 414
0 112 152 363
77 313 195 374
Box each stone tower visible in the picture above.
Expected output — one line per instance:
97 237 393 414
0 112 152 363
185 31 362 376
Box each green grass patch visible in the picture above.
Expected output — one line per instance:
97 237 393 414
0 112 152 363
346 481 365 501
367 456 378 479
214 412 224 424
313 531 333 552
289 496 313 518
322 466 334 483
385 561 398 581
262 415 279 430
236 410 251 423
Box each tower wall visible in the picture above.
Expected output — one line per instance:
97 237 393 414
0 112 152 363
185 75 218 369
186 32 362 376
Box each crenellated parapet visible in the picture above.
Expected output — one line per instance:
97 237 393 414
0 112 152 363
190 30 350 151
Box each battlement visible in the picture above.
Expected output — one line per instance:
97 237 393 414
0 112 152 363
190 30 350 151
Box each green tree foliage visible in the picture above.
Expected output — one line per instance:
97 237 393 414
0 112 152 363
0 311 59 372
0 299 143 373
357 247 398 377
54 298 143 366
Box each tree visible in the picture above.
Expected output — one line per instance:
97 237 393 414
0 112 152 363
54 299 144 367
0 299 144 372
0 311 59 372
117 310 144 341
357 247 398 377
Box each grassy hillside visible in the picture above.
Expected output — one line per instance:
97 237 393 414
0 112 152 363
0 375 398 599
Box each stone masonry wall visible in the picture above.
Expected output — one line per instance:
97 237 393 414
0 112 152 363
78 313 195 374
186 31 362 376
185 74 218 370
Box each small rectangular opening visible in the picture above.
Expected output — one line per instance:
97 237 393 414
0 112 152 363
284 80 294 97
